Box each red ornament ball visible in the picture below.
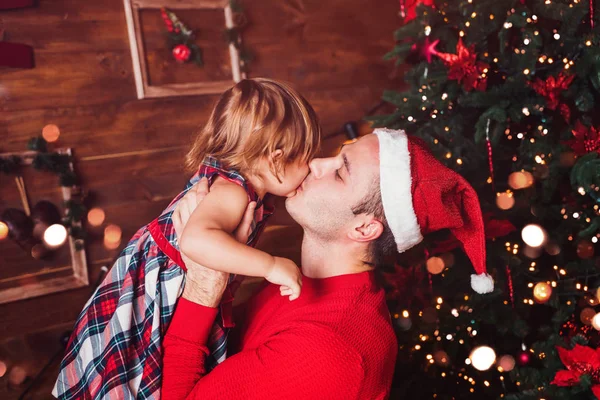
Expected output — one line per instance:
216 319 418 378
518 351 530 365
172 44 191 63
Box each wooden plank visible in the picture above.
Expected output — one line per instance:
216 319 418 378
0 45 393 111
0 0 398 54
1 86 380 156
0 262 107 340
0 51 136 111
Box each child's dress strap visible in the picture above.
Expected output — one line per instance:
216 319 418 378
148 219 186 270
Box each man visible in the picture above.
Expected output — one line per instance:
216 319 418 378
161 129 493 399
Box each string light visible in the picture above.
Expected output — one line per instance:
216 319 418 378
43 224 68 249
496 191 515 210
521 224 546 247
470 346 496 371
87 208 106 227
42 124 61 143
533 282 552 303
0 221 8 240
427 257 445 274
498 355 515 372
104 224 123 250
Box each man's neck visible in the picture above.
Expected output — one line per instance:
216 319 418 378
300 233 372 279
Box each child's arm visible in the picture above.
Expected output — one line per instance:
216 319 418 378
179 179 294 283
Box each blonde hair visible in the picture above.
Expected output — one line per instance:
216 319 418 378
185 78 321 179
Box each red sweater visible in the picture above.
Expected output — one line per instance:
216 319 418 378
161 271 397 399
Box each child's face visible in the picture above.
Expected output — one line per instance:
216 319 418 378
266 159 310 198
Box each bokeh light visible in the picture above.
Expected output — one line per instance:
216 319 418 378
521 224 546 247
469 346 496 371
42 124 60 143
87 208 106 227
426 256 445 274
43 224 68 248
0 221 8 240
533 282 552 304
104 224 122 250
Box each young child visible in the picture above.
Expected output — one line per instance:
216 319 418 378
53 78 321 400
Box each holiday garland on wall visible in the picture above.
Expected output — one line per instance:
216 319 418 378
0 135 85 251
160 0 252 72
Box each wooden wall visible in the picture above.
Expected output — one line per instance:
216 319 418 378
0 0 400 397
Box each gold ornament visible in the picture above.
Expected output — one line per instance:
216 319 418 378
581 307 596 325
577 240 595 259
426 256 445 274
496 191 515 210
533 282 552 303
498 355 515 372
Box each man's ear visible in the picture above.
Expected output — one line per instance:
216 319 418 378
348 215 384 243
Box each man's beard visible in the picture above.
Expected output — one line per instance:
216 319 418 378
286 195 350 242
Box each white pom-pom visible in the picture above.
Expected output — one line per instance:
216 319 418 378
471 273 494 294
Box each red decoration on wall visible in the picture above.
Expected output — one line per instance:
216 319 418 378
172 44 192 63
0 42 34 69
0 0 36 68
0 0 33 10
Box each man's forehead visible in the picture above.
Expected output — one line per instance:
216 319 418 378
339 134 379 158
338 134 380 177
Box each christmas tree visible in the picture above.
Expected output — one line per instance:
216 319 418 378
373 0 600 399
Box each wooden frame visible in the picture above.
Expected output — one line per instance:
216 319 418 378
0 149 88 304
123 0 246 99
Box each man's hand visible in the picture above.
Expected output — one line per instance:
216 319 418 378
173 177 256 307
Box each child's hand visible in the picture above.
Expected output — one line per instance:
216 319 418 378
265 257 302 301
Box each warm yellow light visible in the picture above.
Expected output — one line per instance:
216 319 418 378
42 124 61 143
470 346 496 371
43 224 68 248
104 224 123 250
533 282 552 303
87 208 106 227
427 257 445 274
0 221 8 241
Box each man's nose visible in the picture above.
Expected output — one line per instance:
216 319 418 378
309 157 338 179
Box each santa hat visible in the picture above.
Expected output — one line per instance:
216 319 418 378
373 128 494 294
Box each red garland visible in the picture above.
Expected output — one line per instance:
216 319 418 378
433 38 489 92
530 73 574 120
564 121 600 156
552 344 600 399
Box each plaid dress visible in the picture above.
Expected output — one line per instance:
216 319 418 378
53 157 273 400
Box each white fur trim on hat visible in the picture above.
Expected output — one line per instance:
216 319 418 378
471 273 494 294
373 128 423 253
